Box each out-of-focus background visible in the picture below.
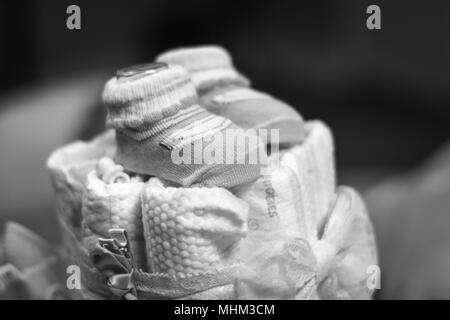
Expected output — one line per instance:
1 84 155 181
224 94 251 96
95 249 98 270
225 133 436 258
0 0 449 299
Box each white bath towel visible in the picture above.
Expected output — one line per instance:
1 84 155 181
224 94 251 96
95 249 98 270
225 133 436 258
82 170 146 271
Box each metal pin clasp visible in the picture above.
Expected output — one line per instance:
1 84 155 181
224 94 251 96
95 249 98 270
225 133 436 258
92 228 137 299
104 228 132 258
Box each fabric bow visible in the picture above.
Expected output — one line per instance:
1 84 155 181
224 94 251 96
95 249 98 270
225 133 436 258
312 186 378 299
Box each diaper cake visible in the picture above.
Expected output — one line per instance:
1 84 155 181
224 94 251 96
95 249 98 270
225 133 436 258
47 46 378 300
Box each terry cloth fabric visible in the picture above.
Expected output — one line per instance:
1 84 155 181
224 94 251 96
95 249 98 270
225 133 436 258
140 177 248 299
82 167 147 271
311 187 378 299
280 120 336 237
141 177 248 276
156 45 305 145
103 63 264 188
47 129 116 240
46 130 117 299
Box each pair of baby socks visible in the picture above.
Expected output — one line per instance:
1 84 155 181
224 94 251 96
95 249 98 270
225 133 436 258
156 45 305 146
103 63 264 188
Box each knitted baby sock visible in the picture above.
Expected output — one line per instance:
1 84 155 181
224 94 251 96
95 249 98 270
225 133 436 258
103 63 264 187
156 45 305 145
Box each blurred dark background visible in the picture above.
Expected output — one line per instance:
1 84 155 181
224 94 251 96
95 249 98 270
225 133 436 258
0 0 449 299
1 0 449 167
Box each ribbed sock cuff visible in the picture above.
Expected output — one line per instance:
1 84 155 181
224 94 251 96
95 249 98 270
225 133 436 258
156 45 250 92
102 64 198 130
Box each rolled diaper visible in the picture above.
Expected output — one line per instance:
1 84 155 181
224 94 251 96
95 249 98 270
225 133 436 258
232 156 318 299
46 129 116 239
96 157 130 184
233 162 308 243
280 120 335 238
311 187 378 299
140 177 248 299
81 162 146 271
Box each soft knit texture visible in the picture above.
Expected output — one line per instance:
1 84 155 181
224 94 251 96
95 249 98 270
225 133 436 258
46 130 117 299
141 177 248 277
82 169 147 270
44 47 379 300
139 177 248 299
96 157 130 184
103 64 264 187
157 46 305 145
46 129 116 240
156 46 249 92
